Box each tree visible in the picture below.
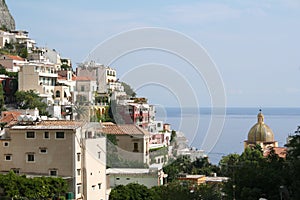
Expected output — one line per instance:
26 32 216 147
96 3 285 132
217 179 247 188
285 134 300 199
109 183 154 200
163 155 220 183
73 104 88 121
220 147 288 200
15 90 48 115
121 82 136 97
0 171 68 199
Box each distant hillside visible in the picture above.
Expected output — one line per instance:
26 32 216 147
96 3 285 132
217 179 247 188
0 0 15 31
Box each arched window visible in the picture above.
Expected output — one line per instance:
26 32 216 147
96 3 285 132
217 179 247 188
56 91 60 97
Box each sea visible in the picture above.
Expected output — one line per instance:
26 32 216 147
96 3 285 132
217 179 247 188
155 107 300 164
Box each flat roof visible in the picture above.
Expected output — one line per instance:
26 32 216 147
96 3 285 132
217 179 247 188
107 168 156 175
10 120 84 130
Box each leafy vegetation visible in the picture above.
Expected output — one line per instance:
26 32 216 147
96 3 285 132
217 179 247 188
106 140 148 168
121 82 136 97
1 42 28 59
0 171 68 199
109 183 154 200
15 90 48 115
163 155 219 182
219 144 297 200
0 65 18 78
109 181 222 200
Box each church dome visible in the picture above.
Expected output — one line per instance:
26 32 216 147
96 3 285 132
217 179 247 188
247 112 274 142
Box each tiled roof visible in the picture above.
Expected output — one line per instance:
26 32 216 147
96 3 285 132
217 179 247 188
2 55 25 61
101 123 149 135
264 147 287 158
75 76 95 81
11 120 84 130
0 111 22 126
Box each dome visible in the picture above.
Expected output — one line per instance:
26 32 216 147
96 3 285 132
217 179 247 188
247 112 274 142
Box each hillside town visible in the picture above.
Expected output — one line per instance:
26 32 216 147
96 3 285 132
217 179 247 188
1 1 300 200
0 19 216 199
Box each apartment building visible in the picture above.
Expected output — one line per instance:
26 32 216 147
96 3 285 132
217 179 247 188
0 119 106 200
76 61 123 94
101 122 150 166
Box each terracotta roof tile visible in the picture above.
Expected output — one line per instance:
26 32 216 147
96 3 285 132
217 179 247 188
0 111 22 124
263 147 287 158
101 123 149 135
11 120 84 130
3 55 25 61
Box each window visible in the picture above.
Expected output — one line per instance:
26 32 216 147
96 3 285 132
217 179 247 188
98 151 101 159
77 185 81 194
50 170 57 176
12 168 19 174
81 85 84 92
92 185 96 190
26 132 35 139
55 132 65 139
5 154 11 161
157 123 161 128
39 148 47 154
77 153 81 162
55 90 60 97
116 177 120 180
3 142 9 147
44 132 49 139
133 143 139 152
126 178 130 180
98 183 102 189
27 154 35 162
77 169 81 176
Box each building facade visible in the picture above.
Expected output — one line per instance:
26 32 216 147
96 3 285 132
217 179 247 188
101 122 150 165
0 119 106 200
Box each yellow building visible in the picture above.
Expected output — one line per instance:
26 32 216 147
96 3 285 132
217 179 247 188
244 111 278 151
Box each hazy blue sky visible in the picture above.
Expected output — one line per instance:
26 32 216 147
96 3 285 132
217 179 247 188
6 0 300 107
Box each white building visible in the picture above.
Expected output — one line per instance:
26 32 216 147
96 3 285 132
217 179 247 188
106 167 167 189
0 54 27 72
74 76 97 105
9 30 36 51
76 61 123 94
0 30 14 48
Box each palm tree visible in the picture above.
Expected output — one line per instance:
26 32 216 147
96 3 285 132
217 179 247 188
73 104 88 121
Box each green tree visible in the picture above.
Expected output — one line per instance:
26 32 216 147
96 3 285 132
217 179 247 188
285 134 300 199
221 147 288 200
0 171 68 199
15 90 48 115
121 82 136 97
109 183 154 200
73 104 88 121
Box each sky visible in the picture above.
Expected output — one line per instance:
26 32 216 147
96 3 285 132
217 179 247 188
6 0 300 108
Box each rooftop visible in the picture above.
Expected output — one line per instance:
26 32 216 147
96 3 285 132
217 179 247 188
263 147 287 158
11 120 84 130
1 55 25 61
106 168 157 175
101 123 150 135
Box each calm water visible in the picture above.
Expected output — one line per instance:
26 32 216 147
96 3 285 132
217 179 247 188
156 107 300 164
